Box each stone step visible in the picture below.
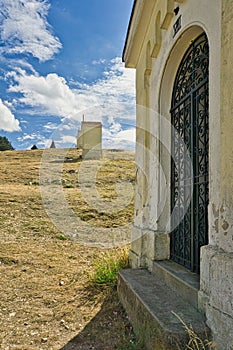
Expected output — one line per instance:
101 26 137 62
118 268 209 350
152 260 200 309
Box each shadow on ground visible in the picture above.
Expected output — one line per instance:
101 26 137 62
60 287 136 350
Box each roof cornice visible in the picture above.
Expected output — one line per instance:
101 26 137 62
123 0 155 68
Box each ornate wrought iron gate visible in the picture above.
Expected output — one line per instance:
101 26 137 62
170 33 209 273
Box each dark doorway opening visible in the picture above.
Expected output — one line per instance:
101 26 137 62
170 33 209 273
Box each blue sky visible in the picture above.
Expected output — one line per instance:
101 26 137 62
0 0 135 150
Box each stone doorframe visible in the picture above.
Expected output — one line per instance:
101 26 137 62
130 24 221 306
131 26 214 269
157 26 211 267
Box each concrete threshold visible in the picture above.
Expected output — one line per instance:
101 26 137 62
118 268 209 350
152 260 200 309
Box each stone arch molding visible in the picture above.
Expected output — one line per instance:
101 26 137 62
158 25 209 233
160 24 207 125
143 0 187 85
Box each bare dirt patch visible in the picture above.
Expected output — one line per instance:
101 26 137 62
0 149 138 350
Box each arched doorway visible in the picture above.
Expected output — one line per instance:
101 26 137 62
170 32 209 273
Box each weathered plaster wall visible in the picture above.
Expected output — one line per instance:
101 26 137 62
200 1 233 348
219 0 233 252
125 0 233 348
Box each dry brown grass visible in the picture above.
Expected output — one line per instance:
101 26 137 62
0 148 136 350
174 313 216 350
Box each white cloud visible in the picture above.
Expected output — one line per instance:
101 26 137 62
0 0 62 61
57 135 77 146
0 98 21 132
38 138 53 148
6 57 136 149
92 59 106 65
17 131 48 149
103 126 136 150
43 122 59 131
7 57 136 123
115 128 136 143
17 133 38 141
8 70 84 116
109 121 122 133
9 58 38 75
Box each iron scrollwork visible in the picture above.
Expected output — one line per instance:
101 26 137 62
170 33 209 273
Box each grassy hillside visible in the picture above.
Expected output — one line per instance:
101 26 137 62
0 148 135 242
0 148 137 349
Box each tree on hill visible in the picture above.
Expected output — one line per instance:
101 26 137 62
50 140 56 148
0 136 14 151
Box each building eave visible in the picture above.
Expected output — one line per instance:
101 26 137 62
122 0 155 68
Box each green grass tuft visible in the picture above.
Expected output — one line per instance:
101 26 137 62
56 234 68 241
90 246 129 287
